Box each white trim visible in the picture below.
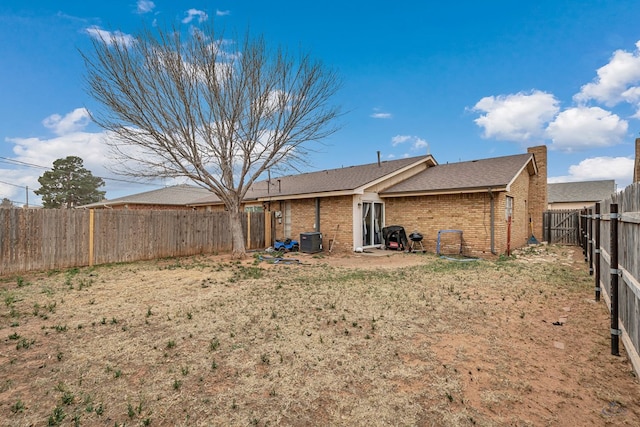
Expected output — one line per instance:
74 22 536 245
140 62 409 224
505 155 535 191
381 187 507 198
354 155 437 193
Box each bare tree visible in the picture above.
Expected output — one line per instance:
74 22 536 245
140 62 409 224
82 25 342 258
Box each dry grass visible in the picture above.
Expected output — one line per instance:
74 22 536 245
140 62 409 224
1 245 639 426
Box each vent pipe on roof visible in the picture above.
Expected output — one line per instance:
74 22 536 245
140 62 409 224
377 151 381 167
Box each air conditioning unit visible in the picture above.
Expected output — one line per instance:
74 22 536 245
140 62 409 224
300 232 322 253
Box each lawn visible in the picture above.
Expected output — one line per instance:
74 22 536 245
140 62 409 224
1 245 639 426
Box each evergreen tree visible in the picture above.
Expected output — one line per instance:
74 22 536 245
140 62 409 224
35 156 106 208
0 198 15 209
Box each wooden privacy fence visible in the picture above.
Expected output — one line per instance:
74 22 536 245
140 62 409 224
543 209 580 245
582 182 640 376
0 209 265 275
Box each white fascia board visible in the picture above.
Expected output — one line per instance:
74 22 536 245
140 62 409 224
380 186 507 198
355 156 437 193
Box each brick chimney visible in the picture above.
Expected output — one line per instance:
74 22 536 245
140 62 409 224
527 145 547 239
634 138 640 183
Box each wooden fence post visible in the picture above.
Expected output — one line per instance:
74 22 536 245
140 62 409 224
89 209 95 267
246 211 251 250
582 208 588 261
587 208 593 274
264 210 272 248
610 203 620 356
543 211 550 243
594 203 601 302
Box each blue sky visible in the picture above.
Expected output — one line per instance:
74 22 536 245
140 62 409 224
1 1 640 206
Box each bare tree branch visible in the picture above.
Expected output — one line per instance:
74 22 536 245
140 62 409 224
81 24 342 257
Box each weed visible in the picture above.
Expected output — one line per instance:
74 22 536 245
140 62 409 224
110 317 118 325
127 402 135 418
209 337 220 351
8 332 20 340
16 276 31 287
100 317 106 325
46 301 57 313
57 351 64 361
146 307 153 317
261 353 270 365
143 418 151 426
167 340 176 349
172 379 182 390
114 369 122 378
211 360 218 370
16 337 35 350
232 265 263 280
48 406 66 426
181 366 189 376
61 391 75 405
77 278 93 290
10 321 19 327
95 403 104 416
11 399 25 413
54 324 68 333
187 311 193 320
4 293 17 306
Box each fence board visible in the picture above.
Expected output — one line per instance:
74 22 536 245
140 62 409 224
590 182 640 377
1 209 265 275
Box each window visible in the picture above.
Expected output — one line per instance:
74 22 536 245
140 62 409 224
505 196 513 220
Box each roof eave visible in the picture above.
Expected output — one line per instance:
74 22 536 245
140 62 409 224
381 186 508 198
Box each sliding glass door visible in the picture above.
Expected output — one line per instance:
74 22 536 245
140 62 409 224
362 202 383 247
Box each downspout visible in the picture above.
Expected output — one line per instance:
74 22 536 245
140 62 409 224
315 198 320 232
488 188 496 255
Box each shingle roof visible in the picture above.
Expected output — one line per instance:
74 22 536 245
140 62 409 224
189 155 433 204
548 180 615 203
80 184 213 208
381 153 534 195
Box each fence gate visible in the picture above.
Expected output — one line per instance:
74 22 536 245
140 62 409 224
543 210 580 245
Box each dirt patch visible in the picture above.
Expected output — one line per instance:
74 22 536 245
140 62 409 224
1 245 639 426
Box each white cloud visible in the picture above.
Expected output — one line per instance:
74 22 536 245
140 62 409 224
549 156 634 188
136 0 155 14
42 108 91 136
391 135 411 146
473 90 560 142
391 135 429 152
216 10 231 16
574 41 640 108
371 112 392 119
85 26 136 47
182 9 208 24
545 107 628 152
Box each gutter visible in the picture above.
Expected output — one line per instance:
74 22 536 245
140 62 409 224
488 188 496 255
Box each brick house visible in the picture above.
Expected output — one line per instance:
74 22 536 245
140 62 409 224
84 146 547 256
191 145 547 256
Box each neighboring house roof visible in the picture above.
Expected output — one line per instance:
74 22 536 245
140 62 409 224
79 184 212 208
189 155 436 205
380 153 535 196
548 180 615 204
